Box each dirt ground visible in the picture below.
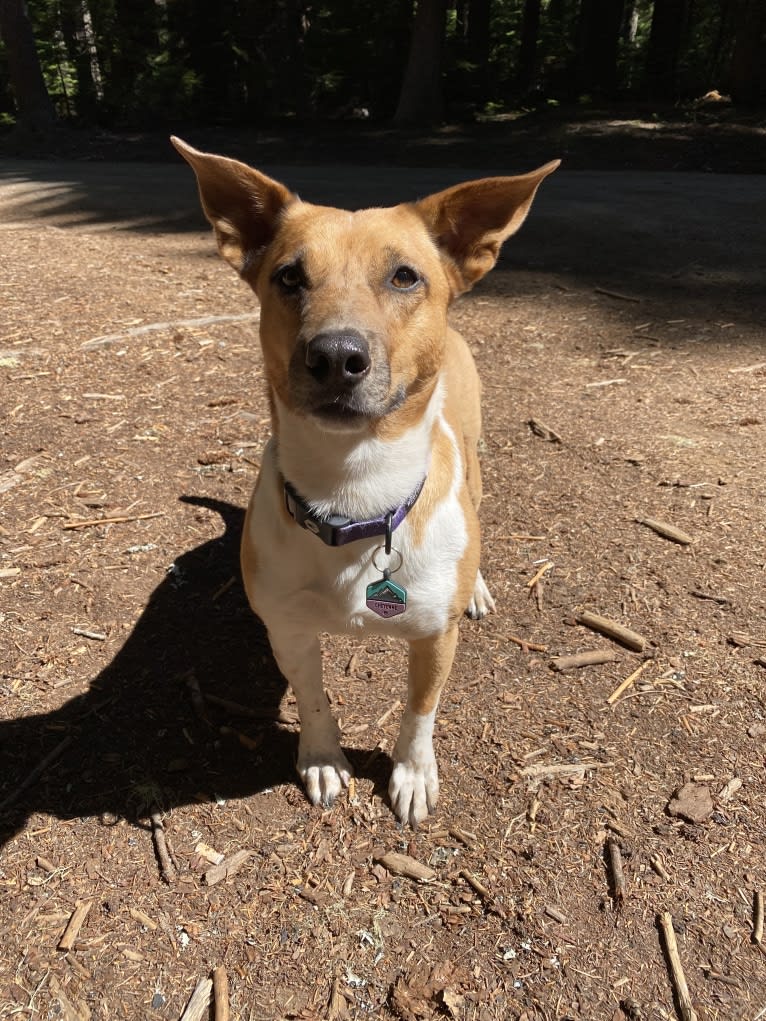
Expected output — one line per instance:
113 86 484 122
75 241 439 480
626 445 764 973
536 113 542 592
1 132 766 1021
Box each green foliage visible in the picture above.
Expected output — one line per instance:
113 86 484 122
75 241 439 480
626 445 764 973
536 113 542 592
2 0 764 128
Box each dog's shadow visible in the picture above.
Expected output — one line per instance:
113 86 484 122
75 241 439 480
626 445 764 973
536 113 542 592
0 496 380 848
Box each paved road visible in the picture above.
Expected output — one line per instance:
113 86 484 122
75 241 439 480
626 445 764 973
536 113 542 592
2 159 764 307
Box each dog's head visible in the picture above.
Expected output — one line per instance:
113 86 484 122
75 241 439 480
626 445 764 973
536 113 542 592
172 138 558 434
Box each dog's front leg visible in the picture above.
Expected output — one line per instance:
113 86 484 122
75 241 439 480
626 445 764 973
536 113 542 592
267 628 352 807
390 626 459 827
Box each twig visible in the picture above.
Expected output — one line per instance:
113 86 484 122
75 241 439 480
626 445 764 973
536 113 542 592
71 627 106 641
607 837 625 908
213 966 230 1021
150 806 177 884
82 311 261 349
527 560 553 588
637 517 694 546
520 760 610 779
544 904 567 924
184 672 210 724
754 889 764 946
179 977 213 1021
550 649 619 671
594 286 641 302
460 869 491 899
375 699 402 728
63 511 164 530
204 849 253 886
58 899 93 951
690 589 729 605
729 361 766 374
202 692 299 725
659 911 698 1021
528 418 562 443
509 633 548 653
375 852 435 884
576 610 647 652
0 735 72 811
585 377 627 388
607 661 649 704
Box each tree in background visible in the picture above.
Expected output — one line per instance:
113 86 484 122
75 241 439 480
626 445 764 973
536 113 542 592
0 0 56 129
1 0 765 131
394 0 448 124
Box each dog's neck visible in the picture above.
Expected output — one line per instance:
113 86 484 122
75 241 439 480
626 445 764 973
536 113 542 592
272 377 444 521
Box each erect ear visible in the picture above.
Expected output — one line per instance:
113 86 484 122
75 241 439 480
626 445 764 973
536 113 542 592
415 159 560 294
171 136 293 276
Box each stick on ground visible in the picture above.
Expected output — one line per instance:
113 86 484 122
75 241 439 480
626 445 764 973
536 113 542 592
150 806 177 884
179 977 213 1021
659 911 699 1021
58 899 93 951
213 966 230 1021
575 610 647 652
551 649 619 671
637 517 694 546
607 661 649 704
754 889 764 946
607 837 625 908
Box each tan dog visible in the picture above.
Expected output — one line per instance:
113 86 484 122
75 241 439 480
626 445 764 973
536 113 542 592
173 138 558 826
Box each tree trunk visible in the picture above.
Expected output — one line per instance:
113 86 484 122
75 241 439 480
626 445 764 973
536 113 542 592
644 0 689 100
726 0 766 102
467 0 492 100
517 0 542 94
577 0 625 97
394 0 448 125
0 0 57 128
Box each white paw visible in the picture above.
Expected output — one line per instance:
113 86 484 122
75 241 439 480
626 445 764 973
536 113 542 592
297 747 353 808
389 756 439 828
466 568 496 620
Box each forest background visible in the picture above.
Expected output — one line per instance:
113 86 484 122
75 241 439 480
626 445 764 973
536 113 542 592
1 0 765 150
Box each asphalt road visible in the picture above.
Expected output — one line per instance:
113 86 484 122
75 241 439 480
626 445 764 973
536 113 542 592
2 159 765 309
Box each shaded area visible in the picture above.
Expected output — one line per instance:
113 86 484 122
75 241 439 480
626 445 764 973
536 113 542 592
0 497 294 846
2 157 765 321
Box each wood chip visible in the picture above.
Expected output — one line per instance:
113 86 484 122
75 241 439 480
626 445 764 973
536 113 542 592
607 661 649 703
667 783 714 824
550 649 619 671
658 912 698 1021
128 907 158 930
528 417 562 443
637 517 694 545
575 610 647 651
58 899 93 951
754 889 764 946
544 904 567 923
204 849 253 886
607 837 625 908
375 851 435 884
717 777 742 802
179 977 213 1021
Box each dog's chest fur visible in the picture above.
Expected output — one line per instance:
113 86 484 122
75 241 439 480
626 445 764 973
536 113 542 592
243 383 469 639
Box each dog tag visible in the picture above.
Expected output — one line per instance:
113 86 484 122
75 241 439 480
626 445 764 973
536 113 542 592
366 572 407 618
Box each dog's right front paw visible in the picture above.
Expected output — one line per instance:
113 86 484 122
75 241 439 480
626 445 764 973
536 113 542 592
297 749 353 808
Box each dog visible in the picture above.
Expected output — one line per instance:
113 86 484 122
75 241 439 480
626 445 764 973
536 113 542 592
172 138 558 826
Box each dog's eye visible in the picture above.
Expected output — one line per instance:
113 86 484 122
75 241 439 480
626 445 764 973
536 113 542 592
275 264 304 292
390 266 419 290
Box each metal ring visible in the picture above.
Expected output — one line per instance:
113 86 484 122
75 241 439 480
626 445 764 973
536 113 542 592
371 545 403 575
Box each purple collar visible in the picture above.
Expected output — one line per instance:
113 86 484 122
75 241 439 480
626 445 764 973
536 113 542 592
284 476 425 547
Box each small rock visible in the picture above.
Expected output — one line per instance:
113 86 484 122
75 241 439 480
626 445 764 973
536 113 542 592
667 783 714 823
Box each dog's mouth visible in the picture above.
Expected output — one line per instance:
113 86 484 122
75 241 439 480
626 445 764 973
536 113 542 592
309 384 406 428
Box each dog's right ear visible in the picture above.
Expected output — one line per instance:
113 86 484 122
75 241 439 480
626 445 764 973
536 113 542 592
171 137 293 276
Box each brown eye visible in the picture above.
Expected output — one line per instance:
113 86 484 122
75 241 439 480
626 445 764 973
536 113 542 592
275 264 304 292
390 266 419 290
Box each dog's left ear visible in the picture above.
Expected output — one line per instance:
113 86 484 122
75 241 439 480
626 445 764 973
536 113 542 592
171 136 293 276
415 159 560 293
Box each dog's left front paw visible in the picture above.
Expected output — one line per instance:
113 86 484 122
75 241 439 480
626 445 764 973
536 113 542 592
466 569 496 620
389 757 439 828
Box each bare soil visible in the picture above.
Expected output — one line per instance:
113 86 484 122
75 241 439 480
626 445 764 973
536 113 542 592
1 138 765 1021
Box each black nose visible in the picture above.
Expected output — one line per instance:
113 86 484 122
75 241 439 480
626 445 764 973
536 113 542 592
305 331 371 387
